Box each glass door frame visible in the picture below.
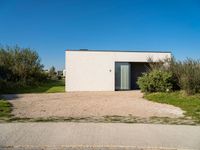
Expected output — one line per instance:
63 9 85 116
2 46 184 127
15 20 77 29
115 62 131 91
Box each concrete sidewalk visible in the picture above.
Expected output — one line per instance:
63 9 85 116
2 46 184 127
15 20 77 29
0 123 200 150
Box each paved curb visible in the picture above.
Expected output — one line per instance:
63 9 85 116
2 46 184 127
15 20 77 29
0 145 192 150
1 123 200 150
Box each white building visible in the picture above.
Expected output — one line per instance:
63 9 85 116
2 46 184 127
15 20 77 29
65 49 171 91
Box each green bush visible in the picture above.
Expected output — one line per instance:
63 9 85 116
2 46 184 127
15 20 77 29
146 57 200 95
0 45 47 91
169 58 200 95
137 70 173 93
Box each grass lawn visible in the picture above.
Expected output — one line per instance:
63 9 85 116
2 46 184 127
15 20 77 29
145 91 200 123
1 79 65 94
0 100 12 120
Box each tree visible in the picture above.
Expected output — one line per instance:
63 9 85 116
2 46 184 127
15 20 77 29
0 45 47 90
49 66 56 79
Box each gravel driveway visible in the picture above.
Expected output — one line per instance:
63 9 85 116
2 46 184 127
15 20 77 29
4 91 184 118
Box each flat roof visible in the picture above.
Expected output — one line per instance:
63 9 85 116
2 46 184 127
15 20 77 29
66 49 171 53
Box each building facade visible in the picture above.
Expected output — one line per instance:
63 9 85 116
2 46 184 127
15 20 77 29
65 49 171 91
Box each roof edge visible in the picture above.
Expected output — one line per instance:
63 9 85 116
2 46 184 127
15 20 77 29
65 49 172 53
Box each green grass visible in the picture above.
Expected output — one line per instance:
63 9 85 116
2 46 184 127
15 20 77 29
0 100 12 120
1 79 65 94
145 91 200 123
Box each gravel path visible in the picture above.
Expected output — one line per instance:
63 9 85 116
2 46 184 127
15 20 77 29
4 91 184 118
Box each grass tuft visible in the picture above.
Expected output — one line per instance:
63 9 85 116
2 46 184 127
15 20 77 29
0 100 13 119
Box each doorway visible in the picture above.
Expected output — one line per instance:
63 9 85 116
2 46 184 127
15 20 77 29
115 62 149 90
115 62 131 90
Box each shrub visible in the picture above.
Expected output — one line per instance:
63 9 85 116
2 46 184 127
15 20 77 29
169 58 200 95
137 70 173 93
0 45 47 91
146 57 200 95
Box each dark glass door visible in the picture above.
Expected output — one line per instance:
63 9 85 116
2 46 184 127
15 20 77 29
115 62 131 90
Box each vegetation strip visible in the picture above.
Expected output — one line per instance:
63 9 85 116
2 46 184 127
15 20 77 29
0 115 196 125
2 79 65 94
0 100 13 120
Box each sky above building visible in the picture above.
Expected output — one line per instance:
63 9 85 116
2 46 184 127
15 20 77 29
0 0 200 70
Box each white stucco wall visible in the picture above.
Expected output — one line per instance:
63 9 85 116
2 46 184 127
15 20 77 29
65 50 171 91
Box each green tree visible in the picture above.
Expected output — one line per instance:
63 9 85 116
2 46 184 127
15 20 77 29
49 66 56 79
0 45 47 90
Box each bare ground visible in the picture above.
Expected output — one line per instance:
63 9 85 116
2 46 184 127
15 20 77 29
3 91 184 119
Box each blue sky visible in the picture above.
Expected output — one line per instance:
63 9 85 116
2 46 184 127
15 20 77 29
0 0 200 70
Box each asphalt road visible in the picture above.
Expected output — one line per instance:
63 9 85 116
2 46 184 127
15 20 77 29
0 123 200 150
